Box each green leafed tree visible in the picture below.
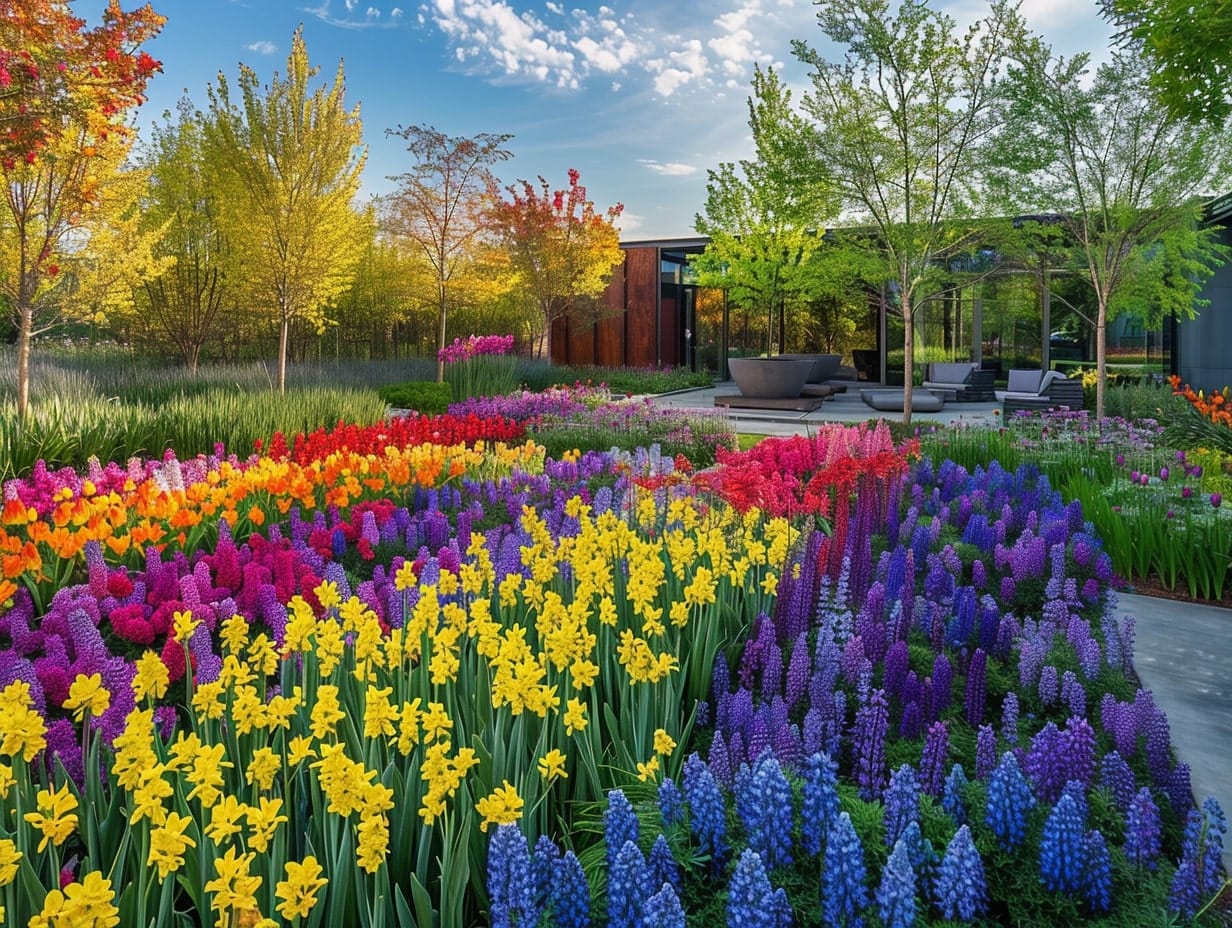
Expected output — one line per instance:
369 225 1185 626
1100 0 1232 123
381 125 513 381
995 45 1232 418
794 0 1028 423
692 65 837 356
204 26 368 392
132 98 231 371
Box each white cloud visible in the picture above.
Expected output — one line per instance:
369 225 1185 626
391 6 403 17
366 6 381 16
246 40 278 54
545 0 563 12
615 210 643 236
639 159 698 176
345 0 358 9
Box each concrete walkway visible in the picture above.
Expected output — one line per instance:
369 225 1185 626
648 385 1232 861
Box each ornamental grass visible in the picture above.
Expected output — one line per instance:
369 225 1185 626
0 414 1227 927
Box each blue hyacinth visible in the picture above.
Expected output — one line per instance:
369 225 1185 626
822 811 869 928
727 848 790 928
605 789 640 876
608 840 651 928
875 838 917 928
884 764 920 848
683 753 729 872
658 777 685 828
1082 830 1112 913
1040 793 1086 895
550 850 591 928
739 754 794 870
801 752 841 856
985 751 1035 850
532 835 560 910
487 824 539 928
942 763 969 824
934 824 986 922
644 883 686 928
649 834 682 896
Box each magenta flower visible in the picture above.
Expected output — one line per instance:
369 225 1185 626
1183 486 1193 499
1213 493 1223 509
1159 467 1169 481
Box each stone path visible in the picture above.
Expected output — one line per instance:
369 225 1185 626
648 386 1232 864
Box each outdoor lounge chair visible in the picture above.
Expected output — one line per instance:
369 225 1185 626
921 362 996 402
1001 371 1085 415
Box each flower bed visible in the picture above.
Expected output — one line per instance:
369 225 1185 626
0 416 1227 927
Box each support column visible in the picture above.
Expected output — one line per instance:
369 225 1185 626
1041 268 1052 370
972 293 983 365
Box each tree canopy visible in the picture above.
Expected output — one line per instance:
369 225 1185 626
205 27 368 392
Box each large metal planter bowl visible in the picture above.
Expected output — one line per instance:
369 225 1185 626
728 357 815 398
779 353 843 383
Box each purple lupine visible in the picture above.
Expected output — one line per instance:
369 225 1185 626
1098 751 1137 813
1125 787 1162 870
822 812 869 928
933 824 986 922
974 725 997 781
919 720 949 798
1040 793 1086 896
882 641 910 704
608 840 650 928
1168 763 1195 819
883 764 920 849
875 838 916 928
1023 722 1067 804
1038 664 1059 706
1000 692 1020 747
942 764 969 824
986 752 1035 850
785 633 811 711
1062 716 1097 789
931 654 953 713
1060 671 1086 718
963 649 987 728
851 688 890 801
801 752 841 857
488 824 539 928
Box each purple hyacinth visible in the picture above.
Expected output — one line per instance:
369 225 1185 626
884 765 920 849
964 649 987 727
876 838 916 928
986 752 1035 850
1040 793 1085 896
488 824 539 928
822 812 868 928
726 849 790 928
851 688 890 801
1126 787 1162 871
934 824 986 922
919 720 949 798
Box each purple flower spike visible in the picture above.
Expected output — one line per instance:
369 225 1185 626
1213 493 1223 508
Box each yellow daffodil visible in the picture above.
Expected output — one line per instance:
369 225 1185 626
204 848 262 922
654 728 677 756
63 672 111 722
0 837 21 886
132 650 170 702
172 608 200 644
563 697 588 735
476 780 524 832
636 755 660 782
24 783 79 852
538 748 568 782
148 811 196 880
275 856 328 920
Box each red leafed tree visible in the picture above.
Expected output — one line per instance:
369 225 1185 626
1 0 164 417
486 168 623 359
0 0 163 167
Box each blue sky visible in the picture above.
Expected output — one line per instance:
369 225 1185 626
94 0 1111 239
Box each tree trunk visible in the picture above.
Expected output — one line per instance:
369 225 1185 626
901 292 915 427
436 283 447 383
1096 298 1108 421
277 314 289 393
16 304 32 419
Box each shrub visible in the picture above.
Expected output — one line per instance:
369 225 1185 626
378 381 453 414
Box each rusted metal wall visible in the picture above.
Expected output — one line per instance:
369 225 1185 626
623 246 658 367
595 265 627 367
549 245 659 368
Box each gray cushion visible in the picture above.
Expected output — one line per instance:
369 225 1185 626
928 362 977 385
860 390 945 412
1005 369 1044 394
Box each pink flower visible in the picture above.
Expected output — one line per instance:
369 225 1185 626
1212 493 1223 509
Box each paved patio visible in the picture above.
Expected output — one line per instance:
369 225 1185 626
647 382 1232 865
